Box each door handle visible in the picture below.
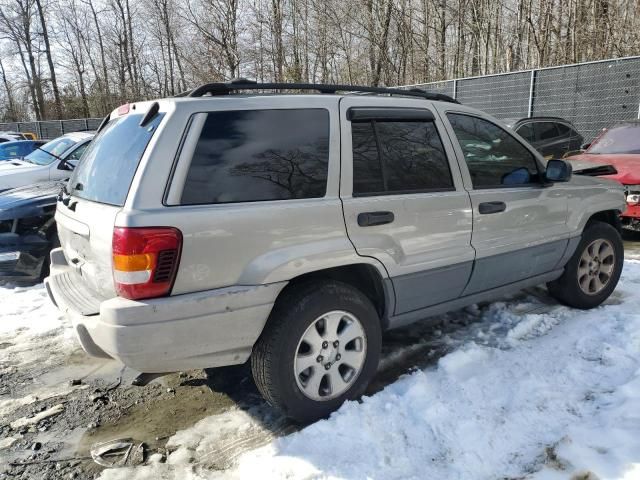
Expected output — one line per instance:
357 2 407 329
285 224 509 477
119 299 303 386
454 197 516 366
358 211 395 227
478 201 506 214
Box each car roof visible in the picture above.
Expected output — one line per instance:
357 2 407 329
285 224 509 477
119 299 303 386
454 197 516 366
512 116 576 126
56 131 95 141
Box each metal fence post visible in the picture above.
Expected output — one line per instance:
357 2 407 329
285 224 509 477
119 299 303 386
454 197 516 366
527 69 537 118
60 119 64 136
453 79 458 99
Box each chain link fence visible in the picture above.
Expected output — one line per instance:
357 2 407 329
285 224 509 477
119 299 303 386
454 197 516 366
0 118 103 140
407 55 640 141
2 56 639 142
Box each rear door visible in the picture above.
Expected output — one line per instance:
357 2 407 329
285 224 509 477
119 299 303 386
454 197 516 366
438 108 570 295
339 97 474 317
56 112 164 298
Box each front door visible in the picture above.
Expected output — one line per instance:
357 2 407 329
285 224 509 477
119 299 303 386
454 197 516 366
439 109 570 295
339 97 475 317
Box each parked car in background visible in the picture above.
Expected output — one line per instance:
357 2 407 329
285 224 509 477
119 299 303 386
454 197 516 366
0 131 93 193
0 131 28 143
505 117 584 160
565 121 640 232
0 181 62 282
46 81 625 423
0 140 47 161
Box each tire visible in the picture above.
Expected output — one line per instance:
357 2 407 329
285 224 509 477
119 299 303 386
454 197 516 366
251 280 382 423
547 221 623 309
39 231 60 282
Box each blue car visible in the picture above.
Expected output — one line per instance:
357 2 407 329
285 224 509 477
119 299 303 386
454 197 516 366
0 140 47 161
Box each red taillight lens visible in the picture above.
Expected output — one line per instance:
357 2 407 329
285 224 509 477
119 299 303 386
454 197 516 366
112 227 182 300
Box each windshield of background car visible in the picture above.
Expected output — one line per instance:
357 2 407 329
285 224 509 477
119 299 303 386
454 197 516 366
68 112 164 206
23 137 77 166
588 124 640 154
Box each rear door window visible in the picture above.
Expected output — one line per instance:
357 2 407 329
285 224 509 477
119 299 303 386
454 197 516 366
534 122 560 141
515 123 534 142
180 109 330 205
68 113 164 206
351 119 453 196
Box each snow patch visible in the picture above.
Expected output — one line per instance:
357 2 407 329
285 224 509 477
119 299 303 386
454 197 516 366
43 262 640 479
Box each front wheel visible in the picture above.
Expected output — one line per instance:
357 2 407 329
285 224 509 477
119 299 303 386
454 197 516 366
251 280 382 423
547 221 623 309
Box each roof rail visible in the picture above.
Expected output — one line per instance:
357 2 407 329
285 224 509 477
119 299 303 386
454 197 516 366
187 79 459 104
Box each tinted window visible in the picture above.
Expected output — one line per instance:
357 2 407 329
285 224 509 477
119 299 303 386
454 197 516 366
69 113 164 206
352 123 384 194
516 123 534 142
447 113 540 188
352 120 452 196
556 124 572 136
535 122 559 141
181 109 329 205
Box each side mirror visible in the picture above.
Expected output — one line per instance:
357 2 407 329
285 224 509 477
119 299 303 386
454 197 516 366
57 160 73 171
545 159 572 183
580 142 591 151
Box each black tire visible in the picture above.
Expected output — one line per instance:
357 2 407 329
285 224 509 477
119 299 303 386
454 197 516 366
251 280 382 423
39 231 60 282
547 221 623 309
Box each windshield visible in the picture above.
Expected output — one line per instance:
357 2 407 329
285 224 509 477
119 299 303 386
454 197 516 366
68 112 164 206
23 137 76 165
588 124 640 154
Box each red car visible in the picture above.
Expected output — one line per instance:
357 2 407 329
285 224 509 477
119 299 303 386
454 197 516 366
567 121 640 231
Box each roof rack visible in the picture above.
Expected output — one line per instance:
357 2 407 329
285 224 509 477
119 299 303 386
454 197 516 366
186 79 459 104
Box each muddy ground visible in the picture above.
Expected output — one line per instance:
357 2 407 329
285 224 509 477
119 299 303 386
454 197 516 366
1 235 639 480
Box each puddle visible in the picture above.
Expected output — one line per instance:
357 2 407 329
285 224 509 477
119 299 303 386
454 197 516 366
76 372 236 456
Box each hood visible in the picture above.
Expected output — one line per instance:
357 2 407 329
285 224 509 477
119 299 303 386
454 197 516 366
0 159 37 171
0 181 62 221
566 153 640 185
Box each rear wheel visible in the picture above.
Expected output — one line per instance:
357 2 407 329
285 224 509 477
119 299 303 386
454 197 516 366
547 221 623 309
251 280 381 423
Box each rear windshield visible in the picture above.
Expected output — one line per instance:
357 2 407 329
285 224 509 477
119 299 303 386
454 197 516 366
588 124 640 154
69 112 164 206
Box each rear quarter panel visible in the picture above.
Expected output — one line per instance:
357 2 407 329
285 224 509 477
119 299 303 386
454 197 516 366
124 96 386 294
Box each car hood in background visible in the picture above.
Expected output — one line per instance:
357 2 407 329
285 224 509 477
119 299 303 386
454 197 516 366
0 181 61 221
566 153 640 184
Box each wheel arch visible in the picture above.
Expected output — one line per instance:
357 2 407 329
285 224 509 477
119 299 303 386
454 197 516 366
585 209 622 232
273 263 393 330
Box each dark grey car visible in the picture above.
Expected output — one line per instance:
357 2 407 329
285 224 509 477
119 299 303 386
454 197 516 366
505 117 584 160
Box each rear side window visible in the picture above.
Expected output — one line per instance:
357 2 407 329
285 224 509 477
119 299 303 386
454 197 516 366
69 113 164 206
535 122 559 141
180 109 329 205
515 123 534 142
352 120 453 196
557 124 572 136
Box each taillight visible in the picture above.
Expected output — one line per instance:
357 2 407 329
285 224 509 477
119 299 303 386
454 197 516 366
112 227 182 300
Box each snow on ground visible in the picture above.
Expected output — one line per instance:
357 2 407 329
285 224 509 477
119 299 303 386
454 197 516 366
0 284 74 378
99 262 640 480
0 284 77 417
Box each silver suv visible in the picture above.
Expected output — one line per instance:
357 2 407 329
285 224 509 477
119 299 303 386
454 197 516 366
46 82 626 422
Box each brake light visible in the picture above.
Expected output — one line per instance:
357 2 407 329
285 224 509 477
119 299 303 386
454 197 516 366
117 103 130 116
112 227 182 300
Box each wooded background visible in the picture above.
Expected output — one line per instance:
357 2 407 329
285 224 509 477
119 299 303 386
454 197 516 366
0 0 638 121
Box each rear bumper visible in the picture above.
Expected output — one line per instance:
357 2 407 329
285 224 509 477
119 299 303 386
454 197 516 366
44 248 286 372
0 238 50 282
